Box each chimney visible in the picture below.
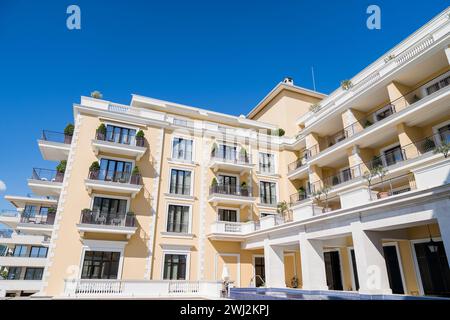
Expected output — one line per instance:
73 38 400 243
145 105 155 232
283 77 294 86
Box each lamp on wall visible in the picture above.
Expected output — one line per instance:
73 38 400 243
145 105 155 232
426 224 439 253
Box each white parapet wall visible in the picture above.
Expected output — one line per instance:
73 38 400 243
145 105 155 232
62 279 223 299
413 157 450 189
292 200 323 221
339 185 378 209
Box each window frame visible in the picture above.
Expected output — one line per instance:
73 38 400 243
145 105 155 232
165 203 192 234
171 136 195 162
168 167 194 196
161 250 190 281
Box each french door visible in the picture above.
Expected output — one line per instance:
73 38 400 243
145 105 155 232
324 251 343 290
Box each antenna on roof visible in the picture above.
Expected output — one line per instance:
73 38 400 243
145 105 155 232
311 66 317 91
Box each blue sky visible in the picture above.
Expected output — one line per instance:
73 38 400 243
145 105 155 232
0 0 448 213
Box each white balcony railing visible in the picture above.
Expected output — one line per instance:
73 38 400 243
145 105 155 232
63 279 222 298
210 221 256 234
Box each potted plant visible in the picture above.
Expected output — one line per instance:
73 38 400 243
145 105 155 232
240 181 249 196
363 169 377 200
298 186 306 200
96 123 107 141
363 120 373 128
135 130 145 147
90 90 103 99
239 147 248 163
309 103 321 113
211 142 218 157
64 123 74 144
434 142 450 158
276 201 290 222
271 128 286 137
55 160 66 182
211 177 218 193
131 166 141 185
373 165 389 198
320 185 332 212
81 208 92 223
341 80 353 90
291 276 299 288
422 137 436 153
89 161 100 180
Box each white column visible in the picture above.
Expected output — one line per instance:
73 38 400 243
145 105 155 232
299 232 328 290
263 239 286 288
435 204 450 268
351 221 392 295
445 46 450 65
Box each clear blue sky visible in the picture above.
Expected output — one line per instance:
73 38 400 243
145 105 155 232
0 0 448 214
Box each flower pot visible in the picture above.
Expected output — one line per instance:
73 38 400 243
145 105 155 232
378 191 389 199
64 135 73 144
55 171 64 182
130 174 141 185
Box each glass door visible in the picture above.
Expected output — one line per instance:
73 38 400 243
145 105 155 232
218 175 237 194
324 251 343 290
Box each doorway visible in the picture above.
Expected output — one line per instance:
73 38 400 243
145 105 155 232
324 250 343 290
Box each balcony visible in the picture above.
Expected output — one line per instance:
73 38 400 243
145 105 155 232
209 153 254 173
307 70 450 163
91 130 147 160
38 130 72 161
208 221 256 241
0 255 47 268
0 210 20 229
84 170 143 198
208 185 255 206
17 210 56 235
76 210 137 239
287 153 309 180
27 168 64 196
0 279 43 293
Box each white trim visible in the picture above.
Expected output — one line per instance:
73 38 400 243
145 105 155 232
410 237 443 296
216 206 241 222
161 249 191 281
214 253 241 286
164 202 193 234
167 166 195 197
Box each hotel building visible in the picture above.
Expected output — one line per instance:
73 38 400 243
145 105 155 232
1 8 450 299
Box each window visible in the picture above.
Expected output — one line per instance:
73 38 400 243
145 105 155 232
254 257 265 287
340 168 352 182
259 153 275 174
23 205 37 217
169 169 192 195
215 144 237 160
39 207 50 216
7 267 22 280
81 251 121 279
382 145 404 166
438 124 450 144
24 268 44 280
99 159 133 182
172 138 193 161
166 205 190 233
105 125 136 145
425 75 450 95
92 197 128 223
260 181 277 205
13 245 27 257
29 246 48 258
163 254 187 280
218 209 237 222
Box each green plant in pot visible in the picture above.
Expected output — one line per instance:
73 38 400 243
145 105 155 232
89 161 101 179
97 123 107 140
135 130 145 147
64 123 74 143
277 201 290 222
271 128 285 137
340 80 353 90
422 137 436 153
363 120 373 128
434 142 450 158
55 160 66 182
211 143 218 157
240 181 248 196
131 166 141 185
211 177 218 192
239 147 248 162
90 90 103 99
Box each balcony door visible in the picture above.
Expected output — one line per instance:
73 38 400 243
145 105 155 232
375 105 394 122
92 197 127 223
106 125 136 145
382 145 404 167
218 209 237 222
81 251 121 279
218 144 237 161
99 159 133 182
218 175 237 194
254 256 265 287
438 124 450 144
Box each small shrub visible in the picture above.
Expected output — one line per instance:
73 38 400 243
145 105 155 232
64 124 74 136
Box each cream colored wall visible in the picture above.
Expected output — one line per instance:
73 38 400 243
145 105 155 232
43 113 158 296
251 91 322 138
